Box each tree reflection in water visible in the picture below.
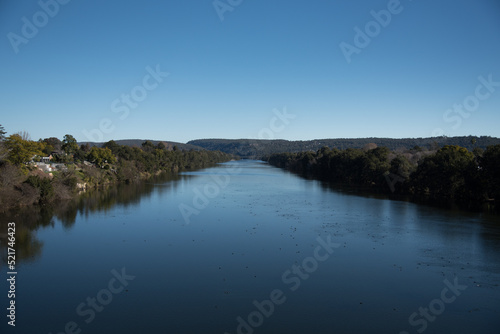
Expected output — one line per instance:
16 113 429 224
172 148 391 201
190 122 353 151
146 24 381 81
0 172 183 267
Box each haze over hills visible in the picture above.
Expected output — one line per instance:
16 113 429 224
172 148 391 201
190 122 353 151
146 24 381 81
80 136 500 159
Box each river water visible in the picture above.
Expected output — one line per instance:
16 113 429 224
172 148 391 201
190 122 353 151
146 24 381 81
2 160 500 334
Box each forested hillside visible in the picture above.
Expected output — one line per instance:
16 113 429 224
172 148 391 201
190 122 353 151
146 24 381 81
80 139 203 151
189 136 500 158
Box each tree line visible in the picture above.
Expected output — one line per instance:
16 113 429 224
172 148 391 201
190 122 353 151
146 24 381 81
265 144 500 211
0 125 234 211
189 136 500 158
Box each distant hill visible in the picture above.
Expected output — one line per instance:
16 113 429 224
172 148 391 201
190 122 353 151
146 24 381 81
188 136 500 158
79 139 203 151
78 136 500 158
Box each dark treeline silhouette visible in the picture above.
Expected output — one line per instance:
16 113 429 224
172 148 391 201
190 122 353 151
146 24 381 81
265 144 500 211
189 136 500 158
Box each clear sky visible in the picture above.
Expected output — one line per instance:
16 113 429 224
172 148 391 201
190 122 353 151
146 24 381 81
1 0 499 143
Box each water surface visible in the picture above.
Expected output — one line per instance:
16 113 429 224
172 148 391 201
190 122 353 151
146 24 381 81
2 160 499 333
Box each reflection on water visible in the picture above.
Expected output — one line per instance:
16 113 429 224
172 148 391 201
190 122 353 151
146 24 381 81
0 173 184 267
1 160 499 334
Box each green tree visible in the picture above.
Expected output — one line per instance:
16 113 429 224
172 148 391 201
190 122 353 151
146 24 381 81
0 124 6 141
5 134 45 165
142 140 155 153
481 145 500 202
0 124 7 162
41 141 54 155
62 134 79 155
390 155 413 180
411 145 477 201
43 137 62 153
385 155 414 193
87 147 116 167
25 175 54 203
360 147 390 185
103 140 120 154
157 142 166 150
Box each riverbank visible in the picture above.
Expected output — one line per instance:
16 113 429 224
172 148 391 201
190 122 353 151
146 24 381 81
0 139 235 212
265 144 500 213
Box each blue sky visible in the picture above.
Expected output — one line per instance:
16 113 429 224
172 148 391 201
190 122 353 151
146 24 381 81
1 0 499 143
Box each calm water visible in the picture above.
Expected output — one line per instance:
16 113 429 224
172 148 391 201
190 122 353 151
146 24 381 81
2 160 500 334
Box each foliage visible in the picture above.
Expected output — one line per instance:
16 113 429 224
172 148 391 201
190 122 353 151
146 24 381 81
0 133 235 211
24 175 54 203
0 125 7 162
62 134 79 155
189 136 500 158
410 145 478 202
267 147 391 187
86 147 116 167
481 145 500 202
267 144 499 210
0 124 6 141
5 134 45 165
41 137 62 155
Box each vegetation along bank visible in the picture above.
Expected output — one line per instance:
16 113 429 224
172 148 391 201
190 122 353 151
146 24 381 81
0 126 234 211
265 143 500 211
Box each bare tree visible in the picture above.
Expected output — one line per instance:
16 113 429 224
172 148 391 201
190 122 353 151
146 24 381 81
16 130 31 141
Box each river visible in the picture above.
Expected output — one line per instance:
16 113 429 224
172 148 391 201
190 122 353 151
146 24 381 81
1 160 499 333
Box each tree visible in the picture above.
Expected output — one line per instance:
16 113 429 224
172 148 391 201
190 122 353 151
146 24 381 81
157 142 166 150
41 140 54 155
62 134 79 155
480 145 500 201
0 124 7 162
103 140 120 154
25 175 54 203
141 140 155 153
386 155 414 193
86 147 116 167
16 131 31 141
5 134 45 165
43 137 62 153
411 145 477 201
0 124 6 141
390 155 413 180
0 163 21 188
360 147 390 185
